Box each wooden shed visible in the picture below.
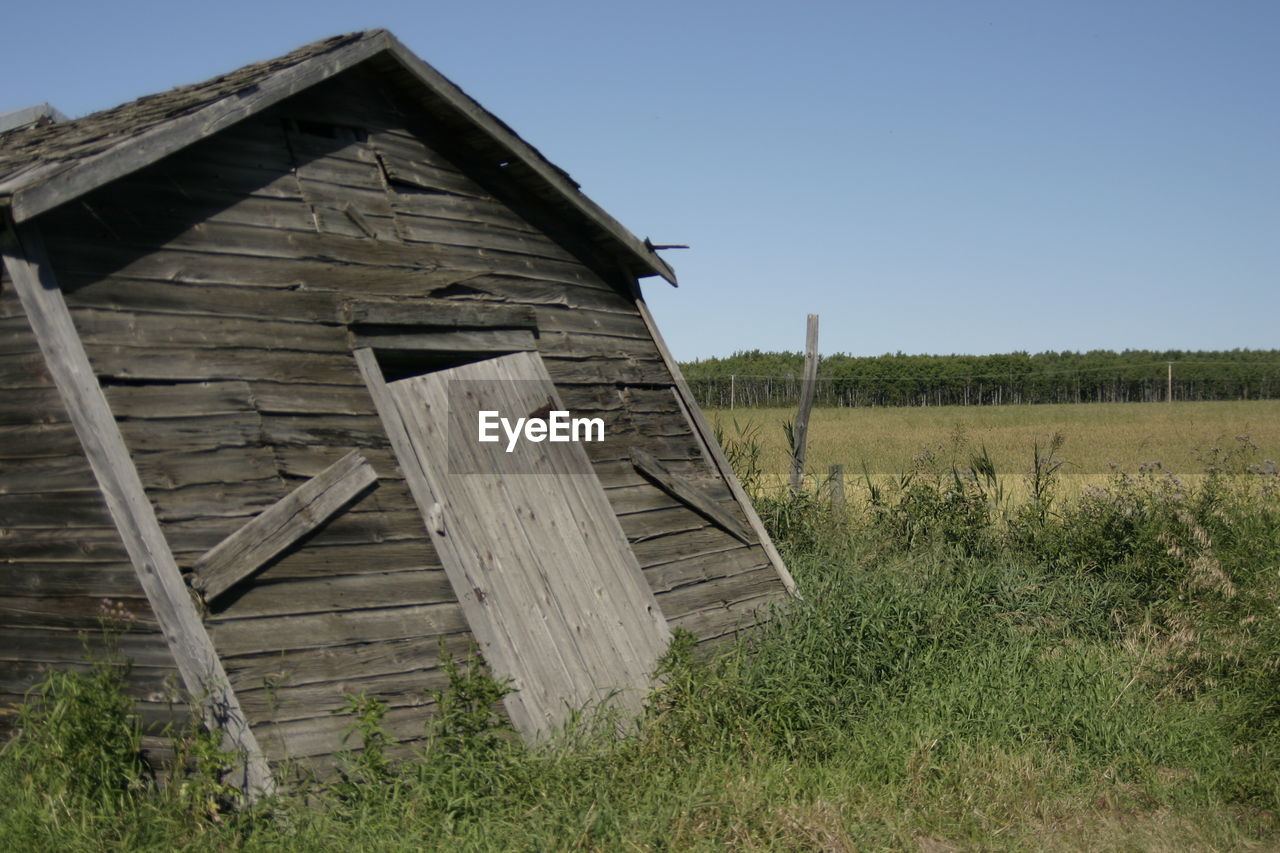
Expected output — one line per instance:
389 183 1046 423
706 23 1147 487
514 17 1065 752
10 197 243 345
0 30 795 791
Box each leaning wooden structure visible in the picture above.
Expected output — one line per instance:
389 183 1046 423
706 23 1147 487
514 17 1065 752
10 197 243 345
0 30 795 791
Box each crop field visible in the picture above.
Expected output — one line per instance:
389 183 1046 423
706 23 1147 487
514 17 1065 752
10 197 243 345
708 399 1280 500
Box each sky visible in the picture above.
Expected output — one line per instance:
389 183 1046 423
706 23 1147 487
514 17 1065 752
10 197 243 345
3 1 1276 361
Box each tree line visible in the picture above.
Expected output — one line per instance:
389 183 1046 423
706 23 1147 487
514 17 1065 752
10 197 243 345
678 349 1280 408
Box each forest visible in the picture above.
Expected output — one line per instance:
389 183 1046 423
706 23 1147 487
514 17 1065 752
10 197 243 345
679 348 1280 408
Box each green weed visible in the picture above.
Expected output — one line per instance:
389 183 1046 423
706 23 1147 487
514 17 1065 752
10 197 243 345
2 433 1278 850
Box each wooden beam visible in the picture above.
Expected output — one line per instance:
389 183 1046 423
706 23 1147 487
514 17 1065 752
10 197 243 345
350 329 536 354
632 294 799 597
0 218 274 797
193 450 378 603
630 448 751 544
341 298 537 330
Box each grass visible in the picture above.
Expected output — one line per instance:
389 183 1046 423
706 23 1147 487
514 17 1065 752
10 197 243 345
3 403 1279 850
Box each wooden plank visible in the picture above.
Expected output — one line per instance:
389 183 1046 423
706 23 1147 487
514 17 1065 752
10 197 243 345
289 178 397 220
0 491 116 527
0 593 154 630
253 539 439 581
82 179 316 233
463 273 628 309
667 591 780 642
0 527 127 562
208 570 454 619
0 350 51 386
351 328 536 353
208 601 467 657
0 625 174 669
248 382 374 416
655 566 783 619
386 190 542 233
270 445 399 479
253 703 435 762
165 508 428 557
193 450 379 603
149 479 284 523
620 505 710 543
535 305 652 340
223 631 473 691
375 149 488 198
342 297 537 329
631 526 750 569
61 278 343 322
47 218 607 288
645 544 772 595
393 212 584 263
259 413 388 449
0 416 264 458
603 483 681 516
0 561 147 598
536 329 660 361
0 432 87 478
630 448 751 544
71 308 348 353
0 387 70 425
235 666 450 723
105 380 255 419
83 344 361 385
0 658 174 698
539 354 671 387
0 219 275 797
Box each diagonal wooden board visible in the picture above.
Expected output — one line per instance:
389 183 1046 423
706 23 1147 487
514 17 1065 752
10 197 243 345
193 450 378 604
629 447 752 544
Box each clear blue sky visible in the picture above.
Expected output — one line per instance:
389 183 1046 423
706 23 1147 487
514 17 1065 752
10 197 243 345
4 1 1276 361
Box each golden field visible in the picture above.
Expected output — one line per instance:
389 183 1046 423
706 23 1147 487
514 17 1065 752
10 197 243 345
706 400 1280 500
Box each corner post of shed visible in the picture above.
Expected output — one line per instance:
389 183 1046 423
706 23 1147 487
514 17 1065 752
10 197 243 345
0 212 275 799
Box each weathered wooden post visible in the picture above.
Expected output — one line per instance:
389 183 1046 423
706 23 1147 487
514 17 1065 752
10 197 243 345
829 463 845 511
789 314 819 492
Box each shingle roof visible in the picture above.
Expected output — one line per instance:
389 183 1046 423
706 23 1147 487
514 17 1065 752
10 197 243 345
0 30 676 284
0 32 365 191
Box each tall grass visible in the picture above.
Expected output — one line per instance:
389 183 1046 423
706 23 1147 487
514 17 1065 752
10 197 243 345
2 428 1279 849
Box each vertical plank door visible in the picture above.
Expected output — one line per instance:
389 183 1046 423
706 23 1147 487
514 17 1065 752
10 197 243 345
381 351 671 738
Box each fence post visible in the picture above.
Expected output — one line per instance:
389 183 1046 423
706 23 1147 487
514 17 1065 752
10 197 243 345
789 314 819 492
829 463 845 511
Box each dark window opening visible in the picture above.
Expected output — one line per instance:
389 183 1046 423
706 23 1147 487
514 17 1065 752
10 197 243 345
283 118 368 143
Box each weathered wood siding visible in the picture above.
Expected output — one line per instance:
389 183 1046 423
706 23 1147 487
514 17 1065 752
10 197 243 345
0 276 184 752
20 64 785 763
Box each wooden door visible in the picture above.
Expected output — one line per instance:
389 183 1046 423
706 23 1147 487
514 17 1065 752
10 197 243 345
371 350 670 737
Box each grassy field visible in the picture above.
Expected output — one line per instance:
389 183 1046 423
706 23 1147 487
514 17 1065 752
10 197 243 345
3 400 1279 850
708 400 1280 499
